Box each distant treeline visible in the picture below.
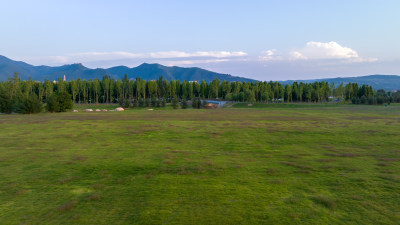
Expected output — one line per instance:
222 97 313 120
1 73 399 114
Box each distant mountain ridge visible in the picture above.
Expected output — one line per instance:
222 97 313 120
0 55 255 83
0 55 399 90
281 75 400 91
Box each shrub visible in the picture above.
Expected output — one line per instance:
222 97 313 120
181 98 188 109
376 96 384 105
351 97 360 104
132 99 138 107
119 98 131 108
172 97 179 109
138 98 144 107
145 98 151 107
16 94 43 114
360 96 367 104
202 100 209 108
367 96 375 105
192 97 201 109
161 98 166 107
151 98 157 107
46 92 73 112
0 90 14 114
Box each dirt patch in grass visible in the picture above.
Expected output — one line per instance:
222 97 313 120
311 195 337 210
269 179 284 184
163 160 174 165
317 158 337 162
282 161 313 170
16 189 27 195
346 116 384 121
86 194 100 201
73 156 87 161
145 173 154 179
325 153 363 157
57 201 77 212
266 168 277 175
297 169 312 173
379 158 399 162
59 177 75 184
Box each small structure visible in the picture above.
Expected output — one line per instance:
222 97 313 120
201 100 227 108
147 108 153 111
95 109 101 112
102 109 108 112
204 103 218 109
85 109 93 112
73 110 78 112
115 107 124 111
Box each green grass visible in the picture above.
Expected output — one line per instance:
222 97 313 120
232 102 346 108
73 103 189 111
0 104 399 224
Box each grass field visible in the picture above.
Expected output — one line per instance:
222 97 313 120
1 104 399 224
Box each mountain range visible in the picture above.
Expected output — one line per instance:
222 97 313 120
0 55 399 90
280 75 400 91
0 55 255 83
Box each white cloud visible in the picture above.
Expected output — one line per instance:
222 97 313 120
289 41 377 62
289 51 308 60
164 59 230 66
70 51 247 61
258 49 283 61
23 51 248 66
259 41 378 63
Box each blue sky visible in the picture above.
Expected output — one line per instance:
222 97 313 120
1 0 399 80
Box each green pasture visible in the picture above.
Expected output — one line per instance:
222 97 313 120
0 104 399 224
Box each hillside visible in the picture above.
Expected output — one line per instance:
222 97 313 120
0 55 255 82
1 55 399 90
280 75 400 91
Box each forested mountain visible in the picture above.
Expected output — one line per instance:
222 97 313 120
1 55 399 90
0 55 254 82
281 75 400 91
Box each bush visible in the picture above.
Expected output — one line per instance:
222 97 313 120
119 98 131 108
192 97 201 109
367 96 375 105
0 91 14 114
161 98 166 107
351 97 360 104
172 97 179 109
151 98 157 107
138 98 144 107
360 96 367 104
202 100 209 108
376 96 384 105
16 94 43 114
46 92 73 112
132 99 138 107
145 98 151 107
181 98 188 109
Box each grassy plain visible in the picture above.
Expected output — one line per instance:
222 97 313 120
0 104 399 224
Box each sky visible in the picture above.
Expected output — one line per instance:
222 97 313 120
1 0 400 81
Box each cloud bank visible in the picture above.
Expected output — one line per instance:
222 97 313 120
260 41 378 63
18 41 385 80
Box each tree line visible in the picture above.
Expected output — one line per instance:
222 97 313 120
1 73 399 114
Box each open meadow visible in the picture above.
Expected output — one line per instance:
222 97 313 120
1 104 400 224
